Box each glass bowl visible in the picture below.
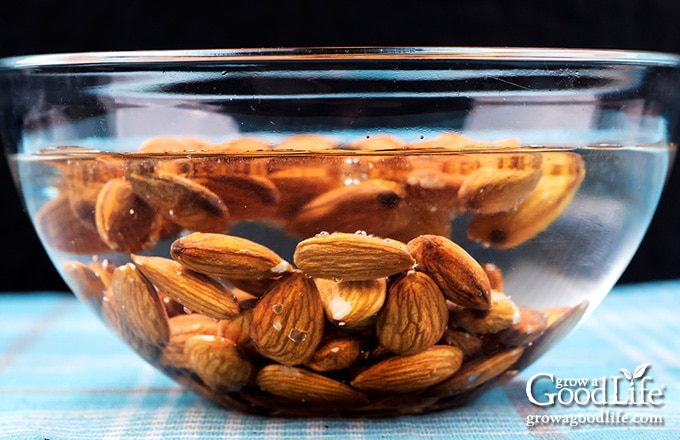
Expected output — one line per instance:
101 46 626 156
1 47 679 417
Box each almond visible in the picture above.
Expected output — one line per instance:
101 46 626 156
184 335 254 391
195 172 280 221
424 347 524 397
130 254 240 320
305 335 363 372
441 329 485 361
125 162 230 233
481 262 504 292
160 314 218 369
458 164 542 214
450 291 520 334
217 309 253 347
314 277 386 331
287 179 414 238
94 178 161 252
256 364 369 406
62 155 125 227
62 260 107 310
375 271 448 355
170 232 292 280
467 152 585 248
294 232 415 281
268 166 342 218
250 271 325 365
35 195 110 254
110 263 170 348
497 306 548 348
407 234 491 310
350 345 463 394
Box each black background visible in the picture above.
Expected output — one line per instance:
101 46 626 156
1 0 679 292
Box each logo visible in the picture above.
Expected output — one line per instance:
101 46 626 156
526 363 666 407
524 363 667 428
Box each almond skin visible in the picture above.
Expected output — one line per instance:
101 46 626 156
294 232 415 281
250 271 325 366
407 234 491 310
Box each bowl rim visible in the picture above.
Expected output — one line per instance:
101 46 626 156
2 46 680 69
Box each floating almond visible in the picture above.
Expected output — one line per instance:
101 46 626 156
170 233 292 280
294 232 415 281
274 133 338 151
269 166 342 218
256 364 369 406
125 163 230 233
288 179 414 238
131 254 240 320
314 277 386 330
35 195 111 254
350 345 463 394
138 136 208 153
205 173 279 220
458 165 542 214
376 271 448 356
407 234 491 310
62 155 125 227
250 271 325 365
95 178 161 252
467 152 585 248
184 335 254 392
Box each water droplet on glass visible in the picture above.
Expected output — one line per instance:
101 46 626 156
288 328 308 343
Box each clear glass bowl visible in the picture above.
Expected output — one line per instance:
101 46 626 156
2 47 679 417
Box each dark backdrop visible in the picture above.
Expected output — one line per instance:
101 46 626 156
1 0 679 292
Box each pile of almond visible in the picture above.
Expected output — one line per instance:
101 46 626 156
34 132 588 416
63 230 586 416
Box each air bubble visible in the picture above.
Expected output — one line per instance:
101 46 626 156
288 328 308 343
272 303 284 314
